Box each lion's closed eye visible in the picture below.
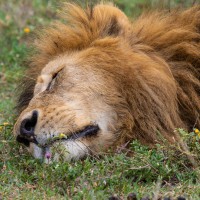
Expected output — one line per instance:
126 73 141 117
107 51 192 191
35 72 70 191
46 72 59 91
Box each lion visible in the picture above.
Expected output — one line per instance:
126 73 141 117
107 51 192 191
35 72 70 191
13 3 200 163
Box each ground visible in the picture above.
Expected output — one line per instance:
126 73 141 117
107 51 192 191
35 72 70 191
0 1 199 199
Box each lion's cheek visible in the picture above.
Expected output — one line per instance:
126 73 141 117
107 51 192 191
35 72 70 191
29 143 43 159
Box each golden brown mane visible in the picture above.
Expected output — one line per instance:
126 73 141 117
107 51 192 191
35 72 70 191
17 3 200 146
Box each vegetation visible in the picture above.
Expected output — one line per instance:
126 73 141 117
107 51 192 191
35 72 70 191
0 0 199 199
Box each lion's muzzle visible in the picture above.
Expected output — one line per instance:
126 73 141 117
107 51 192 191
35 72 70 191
16 110 39 147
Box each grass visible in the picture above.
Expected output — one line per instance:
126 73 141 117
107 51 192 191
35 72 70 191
0 0 200 199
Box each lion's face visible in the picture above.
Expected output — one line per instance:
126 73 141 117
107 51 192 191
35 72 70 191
14 45 133 162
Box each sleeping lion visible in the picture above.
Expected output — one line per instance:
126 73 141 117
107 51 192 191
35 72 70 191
14 3 200 163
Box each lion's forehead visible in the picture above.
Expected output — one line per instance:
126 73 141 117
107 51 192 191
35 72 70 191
34 51 119 98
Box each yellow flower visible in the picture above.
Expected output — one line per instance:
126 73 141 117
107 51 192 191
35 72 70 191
3 122 9 126
59 133 66 138
194 128 200 137
24 27 30 33
194 128 200 134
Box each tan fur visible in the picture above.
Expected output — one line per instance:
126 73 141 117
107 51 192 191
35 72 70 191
14 3 200 161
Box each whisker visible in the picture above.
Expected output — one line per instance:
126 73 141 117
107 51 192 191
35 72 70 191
74 139 101 161
192 113 199 130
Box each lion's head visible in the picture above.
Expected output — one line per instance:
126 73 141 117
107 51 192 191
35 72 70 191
14 3 200 163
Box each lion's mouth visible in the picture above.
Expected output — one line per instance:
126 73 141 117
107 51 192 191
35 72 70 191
38 124 100 148
17 125 100 148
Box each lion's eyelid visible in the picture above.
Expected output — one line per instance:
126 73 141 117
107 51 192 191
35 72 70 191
34 74 52 95
46 73 58 91
46 67 64 90
34 66 64 94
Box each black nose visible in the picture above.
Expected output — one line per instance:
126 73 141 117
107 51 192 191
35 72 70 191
20 110 38 137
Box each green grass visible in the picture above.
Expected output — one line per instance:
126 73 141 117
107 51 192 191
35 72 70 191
0 0 200 199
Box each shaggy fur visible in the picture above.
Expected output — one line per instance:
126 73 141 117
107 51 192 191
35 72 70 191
14 3 200 161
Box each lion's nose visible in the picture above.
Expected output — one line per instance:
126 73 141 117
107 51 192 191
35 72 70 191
20 110 38 137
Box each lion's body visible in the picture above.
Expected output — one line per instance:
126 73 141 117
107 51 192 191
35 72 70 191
14 3 200 162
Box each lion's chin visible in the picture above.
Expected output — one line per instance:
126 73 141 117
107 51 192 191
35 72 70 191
29 141 89 164
29 143 43 159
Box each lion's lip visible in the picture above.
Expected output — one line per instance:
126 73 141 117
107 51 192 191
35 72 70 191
37 124 100 148
67 125 100 140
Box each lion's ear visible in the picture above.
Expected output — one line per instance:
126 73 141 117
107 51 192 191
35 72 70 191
93 4 131 37
61 3 130 38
